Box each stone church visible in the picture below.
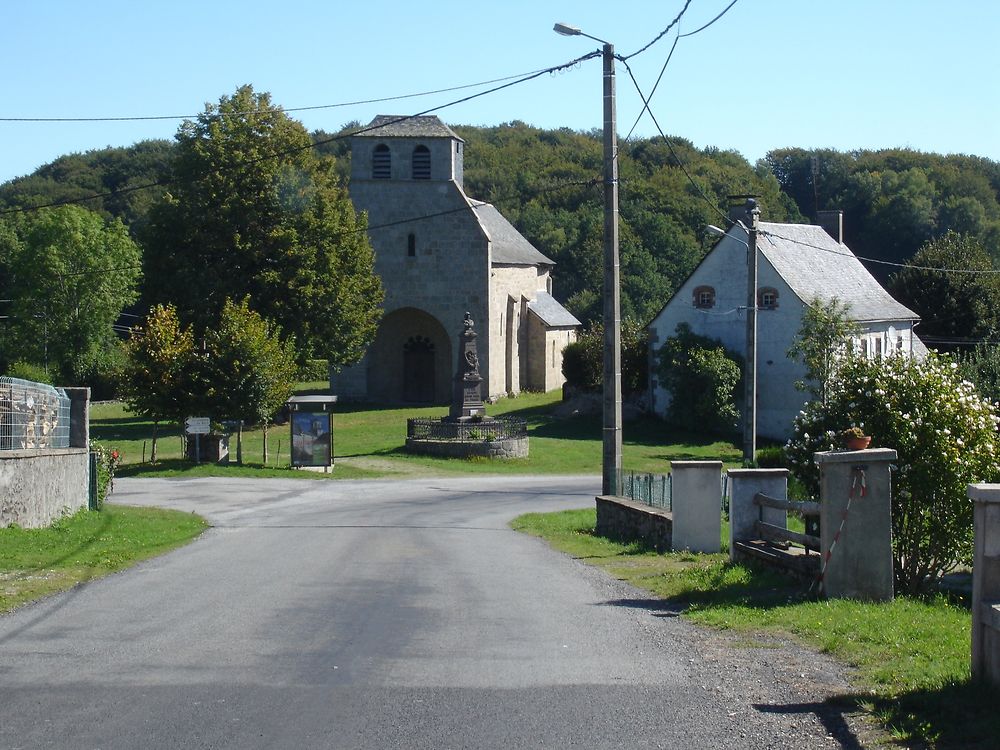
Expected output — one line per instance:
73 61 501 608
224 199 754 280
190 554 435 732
331 115 580 404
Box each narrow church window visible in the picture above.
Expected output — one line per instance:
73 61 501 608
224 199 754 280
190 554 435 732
373 144 391 179
407 233 416 257
412 145 431 179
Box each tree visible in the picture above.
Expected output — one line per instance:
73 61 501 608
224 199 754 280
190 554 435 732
203 298 298 465
143 85 383 365
0 205 141 383
785 353 1000 594
120 304 196 462
561 318 648 396
889 231 1000 351
655 323 742 435
787 296 860 404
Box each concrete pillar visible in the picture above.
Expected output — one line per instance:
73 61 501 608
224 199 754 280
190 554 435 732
815 447 897 601
727 468 788 562
671 460 723 553
63 387 90 449
969 484 1000 684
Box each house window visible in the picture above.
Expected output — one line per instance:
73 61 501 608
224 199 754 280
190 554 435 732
758 287 779 310
407 233 416 257
875 337 883 358
372 144 391 179
693 285 715 309
412 145 431 179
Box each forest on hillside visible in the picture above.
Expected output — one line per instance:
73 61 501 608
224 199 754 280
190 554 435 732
3 121 999 328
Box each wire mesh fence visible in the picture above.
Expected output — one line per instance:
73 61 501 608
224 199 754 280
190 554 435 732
619 470 731 518
0 376 70 450
619 469 672 510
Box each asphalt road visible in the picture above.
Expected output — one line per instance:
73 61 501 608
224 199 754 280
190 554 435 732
0 475 872 749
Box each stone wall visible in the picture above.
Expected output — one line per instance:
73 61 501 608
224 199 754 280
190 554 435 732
595 496 672 552
404 436 528 459
0 448 89 528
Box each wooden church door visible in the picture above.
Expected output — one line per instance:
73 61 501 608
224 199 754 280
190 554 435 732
403 336 435 402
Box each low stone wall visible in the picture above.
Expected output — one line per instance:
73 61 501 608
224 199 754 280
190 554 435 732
0 448 89 528
404 436 529 459
595 495 672 552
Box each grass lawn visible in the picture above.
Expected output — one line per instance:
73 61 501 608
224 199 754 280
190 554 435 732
0 505 208 614
512 508 998 750
93 387 741 480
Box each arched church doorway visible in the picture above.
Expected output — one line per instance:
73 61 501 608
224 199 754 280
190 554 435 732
403 336 435 403
366 308 451 403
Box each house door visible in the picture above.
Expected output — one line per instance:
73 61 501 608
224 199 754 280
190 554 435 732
403 336 436 403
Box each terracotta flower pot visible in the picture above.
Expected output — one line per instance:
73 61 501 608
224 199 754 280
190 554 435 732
846 435 871 451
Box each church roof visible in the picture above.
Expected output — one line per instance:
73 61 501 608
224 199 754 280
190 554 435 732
527 292 581 328
754 222 919 323
356 115 463 141
472 202 555 266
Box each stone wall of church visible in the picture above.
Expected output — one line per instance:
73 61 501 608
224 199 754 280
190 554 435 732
351 136 462 185
526 317 576 392
347 178 490 401
488 265 550 399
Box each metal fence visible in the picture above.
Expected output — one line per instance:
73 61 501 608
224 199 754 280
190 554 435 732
406 416 528 442
619 470 731 518
0 376 70 450
619 470 672 510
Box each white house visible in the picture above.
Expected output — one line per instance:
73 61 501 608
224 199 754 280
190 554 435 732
648 207 925 440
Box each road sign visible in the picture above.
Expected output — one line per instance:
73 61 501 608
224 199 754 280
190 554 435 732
184 416 211 435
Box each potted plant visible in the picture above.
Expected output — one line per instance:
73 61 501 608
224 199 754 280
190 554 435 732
841 426 871 451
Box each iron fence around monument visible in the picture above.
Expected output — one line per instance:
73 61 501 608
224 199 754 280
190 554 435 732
406 416 528 442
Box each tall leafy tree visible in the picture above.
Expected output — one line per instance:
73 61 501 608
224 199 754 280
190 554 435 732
143 85 382 364
889 231 1000 351
0 205 141 382
120 304 196 462
203 298 298 465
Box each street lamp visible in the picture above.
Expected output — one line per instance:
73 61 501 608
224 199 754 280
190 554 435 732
554 22 622 496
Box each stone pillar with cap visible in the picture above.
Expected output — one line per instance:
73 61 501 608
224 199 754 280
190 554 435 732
815 447 897 601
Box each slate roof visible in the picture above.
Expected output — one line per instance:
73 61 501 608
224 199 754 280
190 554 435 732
355 115 463 141
527 291 581 328
472 202 555 266
753 222 919 323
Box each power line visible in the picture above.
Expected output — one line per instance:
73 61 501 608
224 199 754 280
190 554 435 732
622 0 693 60
0 51 599 217
617 58 731 225
0 67 562 123
622 0 742 142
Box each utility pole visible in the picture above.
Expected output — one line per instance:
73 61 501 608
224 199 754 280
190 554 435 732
743 200 760 464
553 23 621 495
601 41 622 496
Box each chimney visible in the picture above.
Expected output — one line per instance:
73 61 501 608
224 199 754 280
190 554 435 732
727 195 758 226
817 209 843 244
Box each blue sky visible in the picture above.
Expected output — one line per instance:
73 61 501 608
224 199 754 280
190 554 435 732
2 0 997 184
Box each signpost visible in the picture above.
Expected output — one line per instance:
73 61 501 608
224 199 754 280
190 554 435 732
184 416 210 464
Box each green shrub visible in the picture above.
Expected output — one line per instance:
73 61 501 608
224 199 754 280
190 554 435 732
90 443 122 509
785 353 1000 594
4 361 53 384
298 359 329 382
656 323 743 435
561 318 648 395
754 445 786 468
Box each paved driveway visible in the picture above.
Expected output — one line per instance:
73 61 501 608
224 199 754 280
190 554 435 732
0 475 871 749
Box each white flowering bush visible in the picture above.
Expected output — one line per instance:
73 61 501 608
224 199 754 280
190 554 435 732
785 353 1000 594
